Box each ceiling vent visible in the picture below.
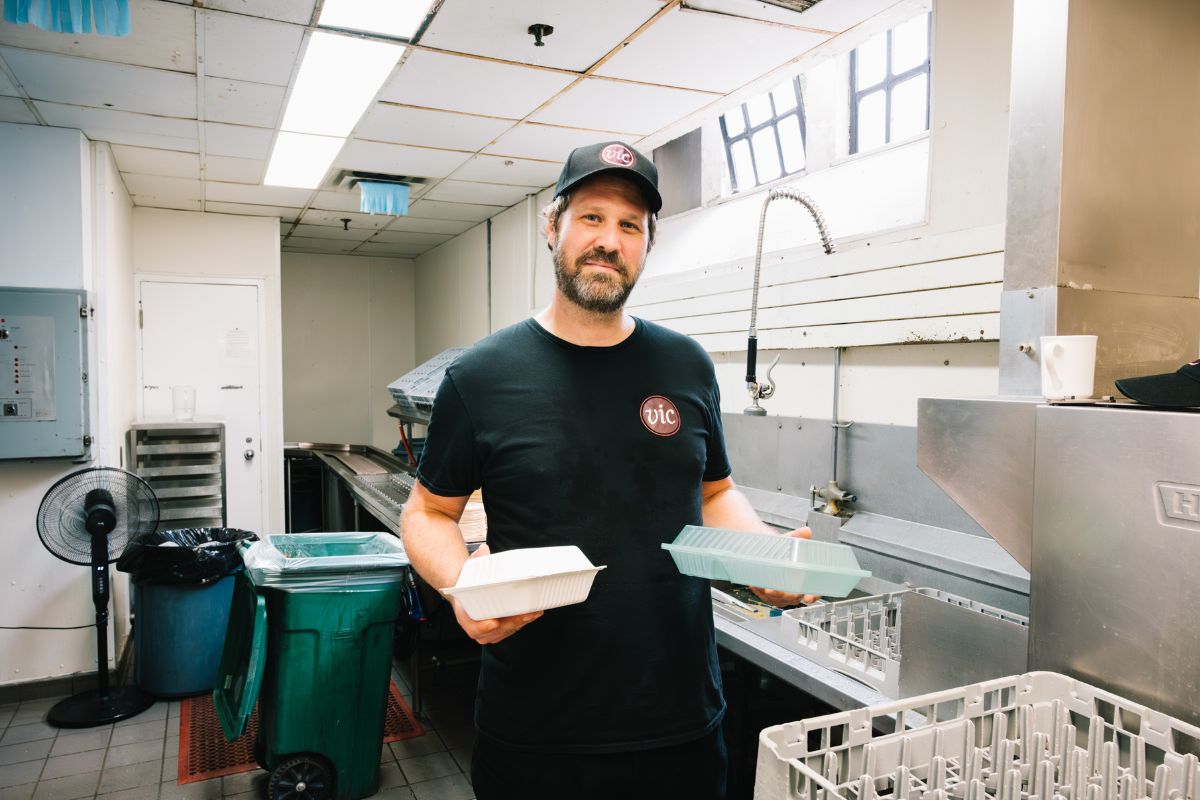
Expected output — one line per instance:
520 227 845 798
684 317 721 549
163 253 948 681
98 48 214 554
327 170 431 192
758 0 822 11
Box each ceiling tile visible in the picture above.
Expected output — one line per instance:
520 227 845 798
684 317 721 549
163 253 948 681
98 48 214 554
373 215 475 236
379 50 574 119
354 103 513 152
0 68 18 95
111 144 200 179
206 181 312 206
449 153 560 186
335 139 470 179
594 7 827 93
356 241 427 258
205 155 265 183
203 12 302 87
289 224 374 242
282 236 358 252
0 96 36 124
123 173 203 203
0 48 197 117
484 122 636 161
417 0 666 72
311 190 365 213
204 78 285 128
205 201 301 220
369 230 454 247
771 0 899 33
406 199 501 223
424 179 540 207
204 122 275 159
0 0 196 72
36 102 199 151
299 208 392 230
205 0 317 25
530 77 716 135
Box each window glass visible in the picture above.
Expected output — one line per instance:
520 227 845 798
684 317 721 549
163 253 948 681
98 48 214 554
857 91 886 152
771 80 798 114
751 127 782 183
722 108 746 138
892 15 929 74
890 74 927 141
856 31 887 87
777 114 806 174
730 139 755 191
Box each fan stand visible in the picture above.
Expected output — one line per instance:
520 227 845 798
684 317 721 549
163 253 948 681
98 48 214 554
48 489 155 728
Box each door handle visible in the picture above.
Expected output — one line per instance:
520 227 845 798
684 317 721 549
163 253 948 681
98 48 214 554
244 449 255 461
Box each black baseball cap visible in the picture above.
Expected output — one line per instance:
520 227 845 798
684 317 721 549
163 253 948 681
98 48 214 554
1115 359 1200 408
554 141 662 214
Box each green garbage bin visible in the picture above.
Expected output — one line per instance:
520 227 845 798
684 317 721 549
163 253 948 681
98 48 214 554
213 533 410 800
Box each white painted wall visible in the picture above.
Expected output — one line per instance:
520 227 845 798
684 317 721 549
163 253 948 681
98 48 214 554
0 124 130 686
412 224 489 362
132 208 286 533
90 142 139 659
280 253 416 450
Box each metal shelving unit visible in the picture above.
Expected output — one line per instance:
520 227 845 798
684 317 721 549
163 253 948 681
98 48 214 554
127 422 226 530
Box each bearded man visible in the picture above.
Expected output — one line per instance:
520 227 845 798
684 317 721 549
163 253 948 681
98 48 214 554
401 141 810 800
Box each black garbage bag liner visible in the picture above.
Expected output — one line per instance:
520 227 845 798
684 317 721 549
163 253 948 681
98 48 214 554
116 527 258 585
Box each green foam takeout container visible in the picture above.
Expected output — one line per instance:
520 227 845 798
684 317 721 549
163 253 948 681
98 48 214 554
662 525 869 597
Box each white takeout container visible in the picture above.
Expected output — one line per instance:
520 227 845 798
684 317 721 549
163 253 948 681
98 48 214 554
440 545 605 621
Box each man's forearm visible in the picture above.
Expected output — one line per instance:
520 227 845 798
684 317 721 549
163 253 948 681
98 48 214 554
700 485 772 533
400 508 471 589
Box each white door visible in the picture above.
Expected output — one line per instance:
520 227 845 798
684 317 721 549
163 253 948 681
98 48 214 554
138 279 264 534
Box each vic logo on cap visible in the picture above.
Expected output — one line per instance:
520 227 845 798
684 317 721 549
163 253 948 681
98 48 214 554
640 395 680 436
601 144 635 168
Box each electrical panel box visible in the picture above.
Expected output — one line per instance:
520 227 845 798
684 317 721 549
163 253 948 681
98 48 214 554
0 287 89 459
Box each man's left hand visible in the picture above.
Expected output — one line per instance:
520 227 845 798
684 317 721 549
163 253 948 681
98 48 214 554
748 527 820 607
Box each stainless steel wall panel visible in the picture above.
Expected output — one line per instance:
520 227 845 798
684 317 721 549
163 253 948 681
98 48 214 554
1029 405 1200 727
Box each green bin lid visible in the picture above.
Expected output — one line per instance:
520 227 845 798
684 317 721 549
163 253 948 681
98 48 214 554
212 573 267 741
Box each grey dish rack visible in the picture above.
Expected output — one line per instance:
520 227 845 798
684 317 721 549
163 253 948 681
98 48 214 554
127 422 226 530
780 588 1029 699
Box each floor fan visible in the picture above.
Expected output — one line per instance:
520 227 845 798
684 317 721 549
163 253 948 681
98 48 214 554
36 466 161 727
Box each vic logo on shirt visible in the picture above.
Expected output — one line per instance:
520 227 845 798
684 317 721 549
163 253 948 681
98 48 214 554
640 395 681 436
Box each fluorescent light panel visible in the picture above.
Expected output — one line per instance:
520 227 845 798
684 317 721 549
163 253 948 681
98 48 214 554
281 31 404 138
264 132 344 188
318 0 430 39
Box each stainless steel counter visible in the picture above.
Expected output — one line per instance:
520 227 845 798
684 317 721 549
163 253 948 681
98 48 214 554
285 442 413 534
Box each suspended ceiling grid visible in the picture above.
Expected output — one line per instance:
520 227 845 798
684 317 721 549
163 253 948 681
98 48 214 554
0 0 904 258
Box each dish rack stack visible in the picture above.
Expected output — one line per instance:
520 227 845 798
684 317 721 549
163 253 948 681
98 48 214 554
387 348 466 419
755 671 1200 800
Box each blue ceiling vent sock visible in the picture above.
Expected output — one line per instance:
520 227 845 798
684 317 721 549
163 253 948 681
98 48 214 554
359 181 409 216
3 0 130 35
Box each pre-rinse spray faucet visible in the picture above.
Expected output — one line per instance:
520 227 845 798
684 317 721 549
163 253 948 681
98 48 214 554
744 188 835 415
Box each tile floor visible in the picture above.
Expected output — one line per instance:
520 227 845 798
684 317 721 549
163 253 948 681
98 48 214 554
0 659 479 800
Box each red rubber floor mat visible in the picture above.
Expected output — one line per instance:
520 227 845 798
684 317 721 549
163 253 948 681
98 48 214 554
177 681 424 784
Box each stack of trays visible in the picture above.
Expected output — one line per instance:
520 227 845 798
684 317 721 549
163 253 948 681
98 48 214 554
441 545 604 620
662 526 869 598
387 348 466 416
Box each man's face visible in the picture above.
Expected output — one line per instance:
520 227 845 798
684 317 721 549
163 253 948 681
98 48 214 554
547 173 651 315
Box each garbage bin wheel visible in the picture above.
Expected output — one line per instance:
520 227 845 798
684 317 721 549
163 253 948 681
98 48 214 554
268 755 333 800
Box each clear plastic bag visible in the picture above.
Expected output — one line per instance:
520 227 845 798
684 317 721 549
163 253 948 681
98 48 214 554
241 532 410 589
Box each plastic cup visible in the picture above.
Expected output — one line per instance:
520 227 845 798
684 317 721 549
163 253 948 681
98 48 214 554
171 385 196 420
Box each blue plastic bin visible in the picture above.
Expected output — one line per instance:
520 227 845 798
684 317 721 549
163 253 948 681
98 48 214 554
133 573 237 697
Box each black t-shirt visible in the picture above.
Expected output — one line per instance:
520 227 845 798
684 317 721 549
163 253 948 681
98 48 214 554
416 317 731 753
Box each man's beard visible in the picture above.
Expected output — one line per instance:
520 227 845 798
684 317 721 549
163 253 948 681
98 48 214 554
552 246 640 315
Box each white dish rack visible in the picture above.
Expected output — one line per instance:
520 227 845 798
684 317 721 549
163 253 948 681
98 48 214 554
756 671 1200 800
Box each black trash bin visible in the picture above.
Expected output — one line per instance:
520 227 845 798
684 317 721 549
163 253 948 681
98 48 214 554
117 528 257 697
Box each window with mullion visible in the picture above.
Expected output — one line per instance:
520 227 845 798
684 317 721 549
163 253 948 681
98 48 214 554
849 12 931 155
720 76 807 193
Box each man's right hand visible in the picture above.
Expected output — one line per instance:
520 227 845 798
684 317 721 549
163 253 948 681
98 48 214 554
447 542 543 644
450 599 542 645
